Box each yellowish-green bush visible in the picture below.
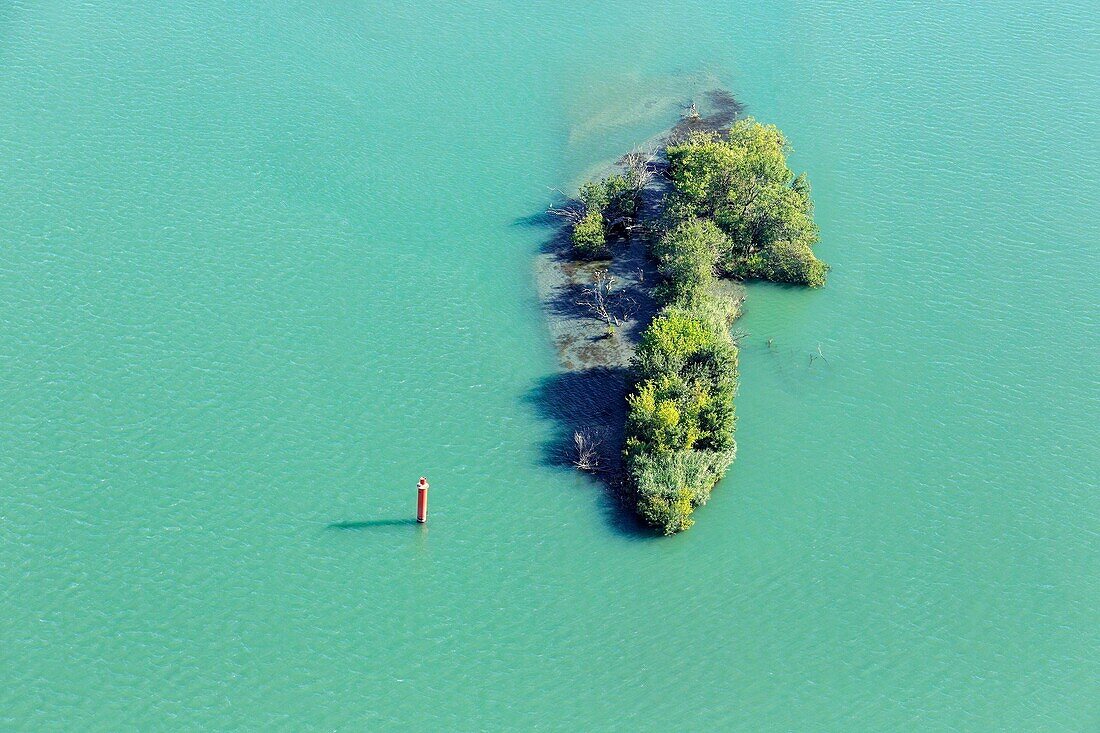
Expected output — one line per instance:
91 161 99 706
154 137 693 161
625 300 739 533
629 448 737 535
571 209 606 258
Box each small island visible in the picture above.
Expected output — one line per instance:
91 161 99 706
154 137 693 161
539 96 828 534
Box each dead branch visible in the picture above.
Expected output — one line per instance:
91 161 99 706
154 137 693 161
576 269 635 328
547 204 586 224
546 186 589 224
573 429 602 471
622 145 658 190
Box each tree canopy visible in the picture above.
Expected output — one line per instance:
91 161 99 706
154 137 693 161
666 119 828 287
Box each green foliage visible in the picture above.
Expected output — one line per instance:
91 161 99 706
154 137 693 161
625 298 740 532
571 209 606 258
579 179 612 212
633 308 715 381
567 173 643 261
651 219 728 307
627 337 738 453
579 174 639 223
627 382 685 452
637 486 695 535
625 203 750 532
666 118 828 286
603 174 639 220
665 132 742 207
686 286 741 329
630 448 736 535
658 192 701 232
728 239 829 288
614 116 828 533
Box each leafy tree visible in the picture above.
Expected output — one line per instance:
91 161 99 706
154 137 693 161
666 118 828 286
666 132 742 207
579 179 612 212
728 239 829 288
651 219 728 307
579 174 639 230
570 209 606 258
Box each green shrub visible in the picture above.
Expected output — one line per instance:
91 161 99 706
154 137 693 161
687 285 742 328
666 132 742 207
683 342 739 395
625 297 740 533
604 174 638 220
580 174 638 223
571 209 606 258
729 239 829 287
627 381 685 452
652 220 728 307
633 308 716 381
658 192 701 232
651 218 728 262
630 448 736 534
626 344 738 456
666 118 828 285
637 487 695 535
578 178 612 212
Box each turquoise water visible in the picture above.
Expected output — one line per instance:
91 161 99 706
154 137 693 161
2 1 1097 729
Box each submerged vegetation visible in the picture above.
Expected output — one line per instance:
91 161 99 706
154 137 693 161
549 111 828 534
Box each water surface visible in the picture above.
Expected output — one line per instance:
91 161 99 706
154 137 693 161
1 1 1097 730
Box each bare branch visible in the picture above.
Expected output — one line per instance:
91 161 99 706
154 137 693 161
547 204 585 224
622 145 658 190
546 186 590 224
573 429 602 472
576 269 635 329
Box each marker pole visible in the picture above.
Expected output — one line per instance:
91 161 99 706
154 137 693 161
416 477 429 523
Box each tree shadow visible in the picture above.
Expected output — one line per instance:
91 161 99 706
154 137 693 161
544 279 614 327
518 173 664 539
513 209 560 229
525 367 653 538
518 87 747 539
667 88 746 141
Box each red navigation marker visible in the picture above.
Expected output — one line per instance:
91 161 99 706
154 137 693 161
416 477 429 523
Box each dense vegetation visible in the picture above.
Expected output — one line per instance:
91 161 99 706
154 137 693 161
560 116 827 534
624 221 740 533
664 119 828 287
567 172 645 258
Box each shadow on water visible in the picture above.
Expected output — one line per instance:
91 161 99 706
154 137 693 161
519 88 746 540
328 519 419 530
513 209 560 229
525 368 653 539
516 178 666 540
